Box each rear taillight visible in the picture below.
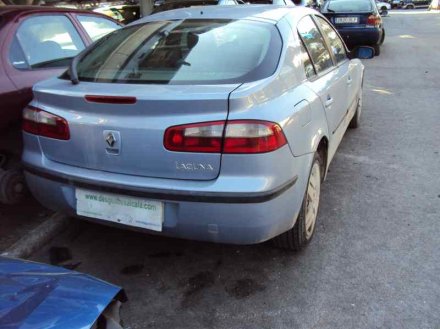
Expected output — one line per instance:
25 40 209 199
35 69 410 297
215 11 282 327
164 120 287 154
366 15 381 28
23 106 70 140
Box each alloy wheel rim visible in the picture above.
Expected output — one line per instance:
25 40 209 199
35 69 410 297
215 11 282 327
305 162 321 239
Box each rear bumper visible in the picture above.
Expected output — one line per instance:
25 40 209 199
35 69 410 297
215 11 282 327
24 164 297 204
24 168 304 245
23 137 313 245
338 27 382 48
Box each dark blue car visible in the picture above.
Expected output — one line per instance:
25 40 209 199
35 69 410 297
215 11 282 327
321 0 385 55
0 257 126 329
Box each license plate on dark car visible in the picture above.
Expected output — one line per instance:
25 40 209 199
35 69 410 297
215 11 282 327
335 17 359 24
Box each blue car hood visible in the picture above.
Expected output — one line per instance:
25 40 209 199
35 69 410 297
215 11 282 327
0 257 123 329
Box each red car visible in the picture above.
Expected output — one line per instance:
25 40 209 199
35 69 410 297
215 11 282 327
0 6 121 131
0 6 120 204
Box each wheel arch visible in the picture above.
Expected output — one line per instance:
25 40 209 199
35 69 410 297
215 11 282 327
316 136 329 181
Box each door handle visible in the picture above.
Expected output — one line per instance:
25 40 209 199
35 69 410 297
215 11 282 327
325 96 334 108
347 76 353 85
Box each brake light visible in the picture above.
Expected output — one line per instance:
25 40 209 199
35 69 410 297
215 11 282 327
23 106 70 140
366 15 381 28
85 95 137 104
164 120 287 154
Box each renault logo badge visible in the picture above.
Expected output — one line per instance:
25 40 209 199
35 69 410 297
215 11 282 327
106 133 116 147
103 130 121 155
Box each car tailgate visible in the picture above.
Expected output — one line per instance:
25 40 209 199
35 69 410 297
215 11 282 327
31 78 240 181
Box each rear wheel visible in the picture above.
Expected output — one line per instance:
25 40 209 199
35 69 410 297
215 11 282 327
273 153 322 251
407 4 415 8
0 169 28 205
373 44 381 56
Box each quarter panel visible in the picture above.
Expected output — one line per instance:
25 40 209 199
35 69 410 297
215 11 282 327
229 18 330 158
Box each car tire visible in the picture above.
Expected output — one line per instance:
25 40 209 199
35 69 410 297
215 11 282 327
349 91 362 129
273 152 322 251
0 169 28 205
380 30 385 45
373 44 381 56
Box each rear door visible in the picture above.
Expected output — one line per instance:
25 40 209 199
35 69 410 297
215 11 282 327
314 15 355 122
297 15 346 136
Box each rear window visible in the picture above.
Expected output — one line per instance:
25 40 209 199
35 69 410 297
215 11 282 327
75 19 282 85
326 0 373 12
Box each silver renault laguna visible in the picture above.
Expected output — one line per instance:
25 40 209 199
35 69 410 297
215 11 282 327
22 6 372 250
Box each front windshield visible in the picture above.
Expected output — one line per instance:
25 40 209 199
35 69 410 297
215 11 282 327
75 19 282 85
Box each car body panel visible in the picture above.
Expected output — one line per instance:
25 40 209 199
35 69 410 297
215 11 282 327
138 5 295 24
152 0 240 14
0 256 123 329
0 6 121 132
23 6 365 245
32 79 239 180
334 26 381 48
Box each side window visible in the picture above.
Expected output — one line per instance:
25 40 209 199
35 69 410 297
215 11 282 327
77 15 121 42
11 15 85 69
300 41 316 79
297 15 333 74
315 16 347 64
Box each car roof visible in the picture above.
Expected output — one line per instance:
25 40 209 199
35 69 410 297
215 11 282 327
138 5 315 24
0 5 119 26
0 5 104 17
152 0 222 14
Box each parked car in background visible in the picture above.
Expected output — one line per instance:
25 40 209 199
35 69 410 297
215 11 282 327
152 0 240 14
0 256 126 329
94 4 140 24
391 0 402 8
376 0 391 11
23 6 373 250
401 0 431 8
428 0 439 9
321 0 385 55
0 6 121 204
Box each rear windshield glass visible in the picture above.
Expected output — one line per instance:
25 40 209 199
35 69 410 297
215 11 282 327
75 19 282 85
326 0 373 12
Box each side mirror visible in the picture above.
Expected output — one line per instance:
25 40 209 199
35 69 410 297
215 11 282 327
350 46 375 59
